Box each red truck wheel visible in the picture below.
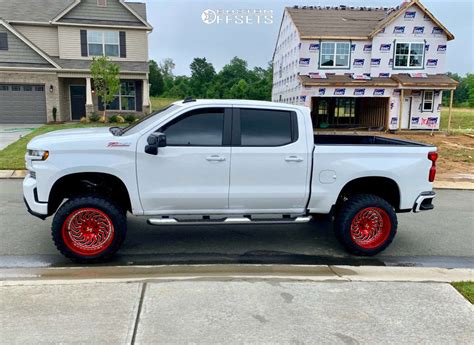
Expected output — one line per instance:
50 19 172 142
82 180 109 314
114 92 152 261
334 194 397 256
52 196 127 263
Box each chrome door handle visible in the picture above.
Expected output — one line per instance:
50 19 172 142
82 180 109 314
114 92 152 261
285 156 303 162
206 155 226 162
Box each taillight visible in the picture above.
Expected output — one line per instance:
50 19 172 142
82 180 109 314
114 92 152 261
428 151 438 182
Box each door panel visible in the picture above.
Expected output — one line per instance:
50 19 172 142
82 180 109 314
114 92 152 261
70 85 86 120
137 146 231 213
229 108 309 212
402 96 412 129
136 107 232 214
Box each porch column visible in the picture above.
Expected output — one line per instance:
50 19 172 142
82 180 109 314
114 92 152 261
398 89 404 131
447 89 454 132
142 79 151 113
85 77 94 116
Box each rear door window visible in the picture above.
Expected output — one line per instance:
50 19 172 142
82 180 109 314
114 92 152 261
237 108 297 146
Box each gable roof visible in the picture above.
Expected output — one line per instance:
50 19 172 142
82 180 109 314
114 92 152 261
52 0 152 29
370 0 454 40
0 19 60 69
286 0 453 41
0 0 150 29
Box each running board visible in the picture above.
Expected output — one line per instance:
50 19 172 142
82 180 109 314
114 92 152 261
147 216 312 226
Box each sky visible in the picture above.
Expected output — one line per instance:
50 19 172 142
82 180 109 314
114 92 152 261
145 0 474 76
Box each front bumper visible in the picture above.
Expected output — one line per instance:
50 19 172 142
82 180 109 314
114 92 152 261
23 175 48 219
413 191 436 213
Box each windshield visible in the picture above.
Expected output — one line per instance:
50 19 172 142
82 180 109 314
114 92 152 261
119 104 181 136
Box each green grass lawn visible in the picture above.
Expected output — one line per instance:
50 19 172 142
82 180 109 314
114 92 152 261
452 282 474 304
151 97 179 111
0 123 110 170
440 107 474 132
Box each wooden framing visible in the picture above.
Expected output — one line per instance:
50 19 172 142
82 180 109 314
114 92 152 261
447 89 454 132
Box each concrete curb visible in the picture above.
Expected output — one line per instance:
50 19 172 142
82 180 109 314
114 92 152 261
1 264 472 286
1 169 473 189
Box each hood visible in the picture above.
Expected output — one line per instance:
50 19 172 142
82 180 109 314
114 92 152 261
27 127 115 150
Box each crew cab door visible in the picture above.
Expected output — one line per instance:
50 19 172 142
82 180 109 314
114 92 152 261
229 107 310 213
136 107 232 214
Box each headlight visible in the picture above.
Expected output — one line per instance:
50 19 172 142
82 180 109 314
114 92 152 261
27 150 49 161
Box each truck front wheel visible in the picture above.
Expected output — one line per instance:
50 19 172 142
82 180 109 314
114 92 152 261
334 194 397 256
51 196 127 263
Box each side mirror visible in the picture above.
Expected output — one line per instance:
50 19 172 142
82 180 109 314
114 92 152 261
145 132 166 155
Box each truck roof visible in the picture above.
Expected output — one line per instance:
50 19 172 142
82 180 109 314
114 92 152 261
171 99 309 112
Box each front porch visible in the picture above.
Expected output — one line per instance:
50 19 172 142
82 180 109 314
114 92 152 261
58 76 151 121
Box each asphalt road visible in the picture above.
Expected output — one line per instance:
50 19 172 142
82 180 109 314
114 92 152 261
0 180 473 268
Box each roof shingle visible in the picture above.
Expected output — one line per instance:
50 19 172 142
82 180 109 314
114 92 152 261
286 7 392 38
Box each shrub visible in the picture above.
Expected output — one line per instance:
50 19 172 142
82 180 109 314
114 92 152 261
124 114 136 123
116 115 126 123
108 115 118 123
52 107 57 122
89 113 100 122
80 116 90 124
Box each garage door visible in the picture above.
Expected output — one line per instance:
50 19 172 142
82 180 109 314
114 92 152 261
0 84 46 123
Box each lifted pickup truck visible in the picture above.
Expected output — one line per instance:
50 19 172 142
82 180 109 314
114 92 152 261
24 99 437 262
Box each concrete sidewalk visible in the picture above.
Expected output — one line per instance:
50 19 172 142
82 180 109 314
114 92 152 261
1 266 473 344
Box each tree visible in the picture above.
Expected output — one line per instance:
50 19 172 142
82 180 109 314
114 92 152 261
149 60 164 96
159 58 176 93
189 57 216 97
466 73 474 108
228 79 249 99
90 56 120 120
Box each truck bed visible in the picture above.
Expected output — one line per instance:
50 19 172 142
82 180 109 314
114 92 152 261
314 134 432 147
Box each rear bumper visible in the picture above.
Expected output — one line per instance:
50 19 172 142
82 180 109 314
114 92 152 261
23 175 48 219
413 191 436 213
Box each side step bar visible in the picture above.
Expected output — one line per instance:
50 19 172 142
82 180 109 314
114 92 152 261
147 216 312 226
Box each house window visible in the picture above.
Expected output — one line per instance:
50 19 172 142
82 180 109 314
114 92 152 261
395 42 424 68
0 33 8 50
35 86 44 91
320 42 350 68
11 85 21 91
107 81 136 111
87 31 119 57
97 0 107 7
0 85 8 91
422 91 434 111
23 86 33 91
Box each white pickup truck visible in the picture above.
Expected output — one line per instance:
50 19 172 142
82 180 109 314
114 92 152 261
24 99 438 262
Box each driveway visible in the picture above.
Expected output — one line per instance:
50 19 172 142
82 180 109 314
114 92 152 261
0 124 41 150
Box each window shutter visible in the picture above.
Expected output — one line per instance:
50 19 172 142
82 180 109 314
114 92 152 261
135 80 143 112
119 31 126 58
0 33 8 50
80 30 88 57
0 32 9 51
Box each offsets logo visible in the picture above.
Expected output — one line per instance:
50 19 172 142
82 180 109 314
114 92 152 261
201 9 273 25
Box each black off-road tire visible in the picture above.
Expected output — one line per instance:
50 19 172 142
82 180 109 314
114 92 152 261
52 196 127 263
334 194 397 256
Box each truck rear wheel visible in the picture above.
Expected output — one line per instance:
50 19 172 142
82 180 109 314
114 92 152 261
51 196 127 263
334 194 397 256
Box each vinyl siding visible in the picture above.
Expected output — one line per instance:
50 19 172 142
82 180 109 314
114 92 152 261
61 0 144 26
14 25 59 57
58 26 148 61
0 26 51 65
